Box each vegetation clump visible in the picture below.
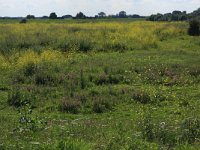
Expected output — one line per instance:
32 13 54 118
19 19 27 24
188 19 200 36
59 98 81 114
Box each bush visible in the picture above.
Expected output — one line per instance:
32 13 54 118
132 90 151 104
57 139 93 150
24 62 36 76
7 88 29 107
180 117 200 144
94 74 122 85
92 98 112 113
140 115 178 146
78 39 93 52
188 19 200 36
19 19 27 24
35 72 57 86
59 99 81 114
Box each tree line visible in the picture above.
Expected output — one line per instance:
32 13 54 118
1 8 200 21
147 8 200 21
0 11 145 20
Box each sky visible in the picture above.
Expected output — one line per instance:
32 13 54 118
0 0 200 17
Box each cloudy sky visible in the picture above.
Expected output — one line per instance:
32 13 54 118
0 0 200 17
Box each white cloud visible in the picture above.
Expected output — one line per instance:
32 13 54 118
0 0 199 17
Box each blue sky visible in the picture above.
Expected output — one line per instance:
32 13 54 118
0 0 200 17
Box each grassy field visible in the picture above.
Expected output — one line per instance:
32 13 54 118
0 19 200 149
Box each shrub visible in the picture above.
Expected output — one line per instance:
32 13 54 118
17 104 47 132
180 117 200 144
59 98 81 114
140 115 178 146
92 98 112 113
80 70 87 89
57 139 93 150
35 72 57 86
132 90 151 104
188 19 200 36
94 74 122 85
188 66 200 77
19 19 27 24
24 62 36 76
78 39 93 52
7 88 29 107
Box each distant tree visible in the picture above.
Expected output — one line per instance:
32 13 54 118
148 10 187 21
41 16 49 19
180 15 187 21
62 15 72 19
49 12 57 19
98 12 106 18
190 8 200 18
76 12 86 19
119 11 127 18
172 10 182 15
188 19 200 36
26 14 35 19
19 19 27 24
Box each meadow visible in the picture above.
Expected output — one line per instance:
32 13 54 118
0 19 200 149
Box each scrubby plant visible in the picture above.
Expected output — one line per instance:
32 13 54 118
59 98 81 114
188 66 200 77
92 97 112 113
78 39 93 52
35 71 58 86
180 117 200 144
57 139 93 150
7 87 29 107
94 74 122 85
80 69 87 89
23 62 36 77
132 90 151 104
140 115 178 146
188 19 200 36
19 19 27 24
17 104 47 132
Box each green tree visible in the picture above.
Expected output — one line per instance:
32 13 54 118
76 12 86 19
26 14 35 19
49 12 57 19
119 11 127 18
98 12 106 18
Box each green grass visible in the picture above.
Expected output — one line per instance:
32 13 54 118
0 20 200 149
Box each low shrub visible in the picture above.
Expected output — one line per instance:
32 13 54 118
188 19 200 36
140 115 178 146
35 72 58 86
188 66 200 77
7 88 30 107
19 19 27 24
56 139 93 150
132 90 151 104
59 98 81 114
92 98 112 113
24 62 36 77
180 117 200 144
94 74 122 85
78 39 93 52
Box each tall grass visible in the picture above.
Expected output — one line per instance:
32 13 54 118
0 21 187 54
